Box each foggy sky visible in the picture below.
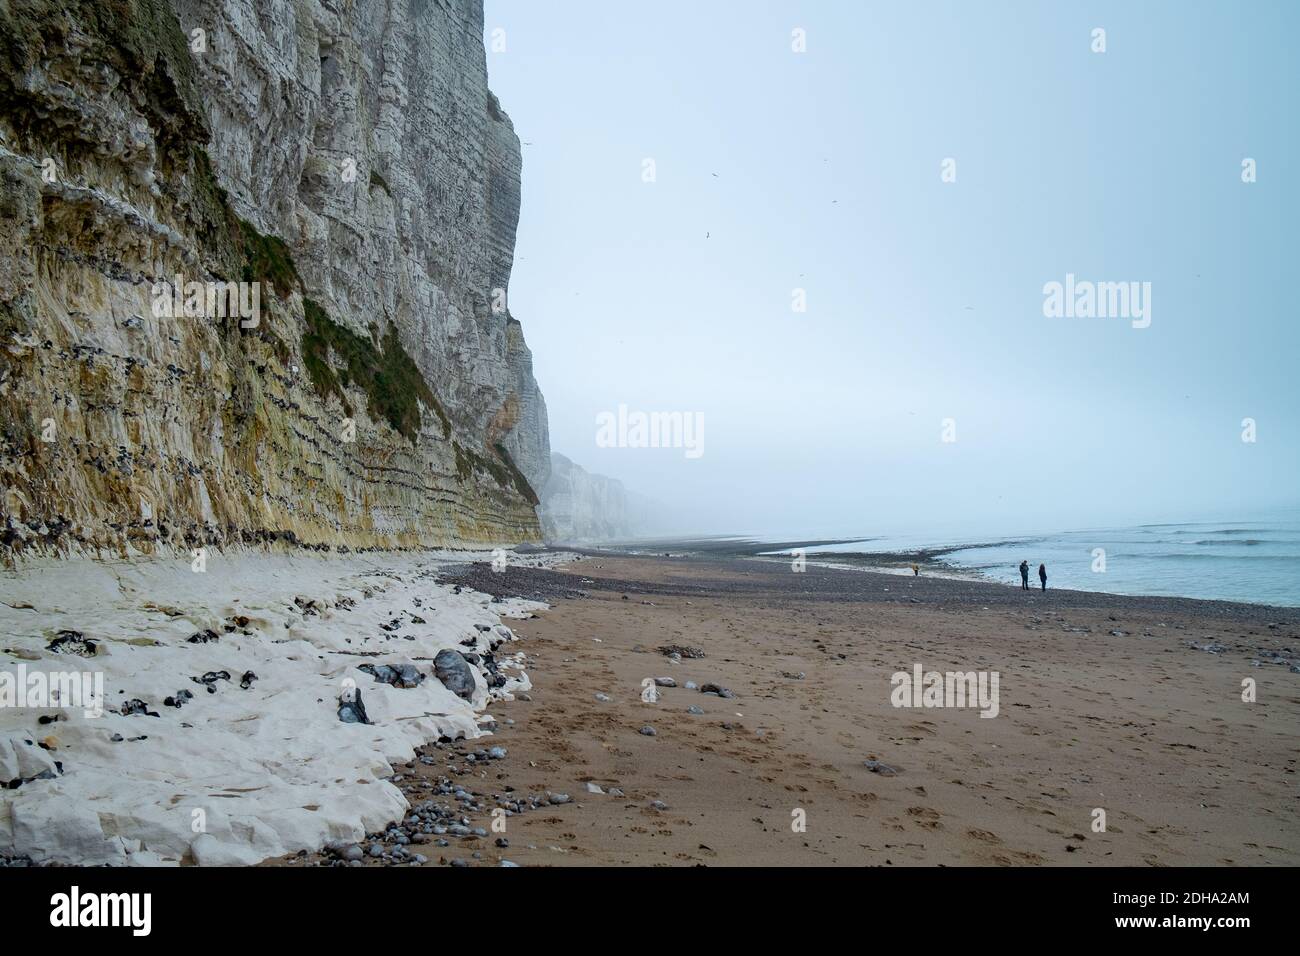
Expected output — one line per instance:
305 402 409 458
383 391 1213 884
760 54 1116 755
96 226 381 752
485 0 1299 540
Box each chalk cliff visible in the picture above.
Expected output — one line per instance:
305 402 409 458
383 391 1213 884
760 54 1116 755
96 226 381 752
0 0 550 558
539 452 658 544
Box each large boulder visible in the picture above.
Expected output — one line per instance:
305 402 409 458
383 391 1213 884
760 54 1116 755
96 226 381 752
434 649 477 701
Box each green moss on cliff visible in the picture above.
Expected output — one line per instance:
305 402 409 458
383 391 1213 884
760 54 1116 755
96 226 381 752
493 441 540 505
453 441 538 504
0 0 206 142
301 299 450 442
240 218 301 297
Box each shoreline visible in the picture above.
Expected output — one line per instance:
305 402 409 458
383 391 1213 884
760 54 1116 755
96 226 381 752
592 531 1300 610
572 546 1299 619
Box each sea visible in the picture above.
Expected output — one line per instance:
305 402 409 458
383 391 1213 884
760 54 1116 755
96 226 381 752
759 513 1300 608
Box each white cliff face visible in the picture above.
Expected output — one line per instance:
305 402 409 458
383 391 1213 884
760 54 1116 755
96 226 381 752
172 0 551 485
539 452 648 544
0 0 550 556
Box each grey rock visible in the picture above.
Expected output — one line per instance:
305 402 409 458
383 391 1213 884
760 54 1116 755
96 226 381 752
359 662 424 688
338 689 371 724
434 649 477 701
48 631 97 657
659 644 706 659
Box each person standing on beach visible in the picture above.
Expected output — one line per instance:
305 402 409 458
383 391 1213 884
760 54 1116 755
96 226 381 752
1019 560 1030 590
1038 563 1047 591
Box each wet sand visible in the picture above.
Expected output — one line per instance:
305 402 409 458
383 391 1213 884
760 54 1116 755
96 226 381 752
278 553 1299 867
442 554 1298 866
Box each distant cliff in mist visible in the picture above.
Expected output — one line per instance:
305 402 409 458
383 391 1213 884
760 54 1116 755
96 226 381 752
538 453 663 545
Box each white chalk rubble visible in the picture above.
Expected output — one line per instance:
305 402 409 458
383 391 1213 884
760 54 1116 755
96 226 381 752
0 550 566 865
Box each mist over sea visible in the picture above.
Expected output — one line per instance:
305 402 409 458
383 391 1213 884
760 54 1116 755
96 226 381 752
770 511 1300 608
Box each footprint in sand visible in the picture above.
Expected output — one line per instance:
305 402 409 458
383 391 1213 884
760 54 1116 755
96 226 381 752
907 806 943 829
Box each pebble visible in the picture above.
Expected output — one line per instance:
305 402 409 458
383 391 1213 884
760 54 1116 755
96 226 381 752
639 725 657 737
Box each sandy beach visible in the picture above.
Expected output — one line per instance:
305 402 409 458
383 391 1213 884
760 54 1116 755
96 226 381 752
278 552 1299 867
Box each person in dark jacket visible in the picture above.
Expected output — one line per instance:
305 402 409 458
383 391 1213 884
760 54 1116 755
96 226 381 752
1019 560 1030 590
1038 563 1047 591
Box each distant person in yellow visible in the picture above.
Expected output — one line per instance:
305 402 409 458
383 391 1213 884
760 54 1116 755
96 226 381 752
911 563 919 576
